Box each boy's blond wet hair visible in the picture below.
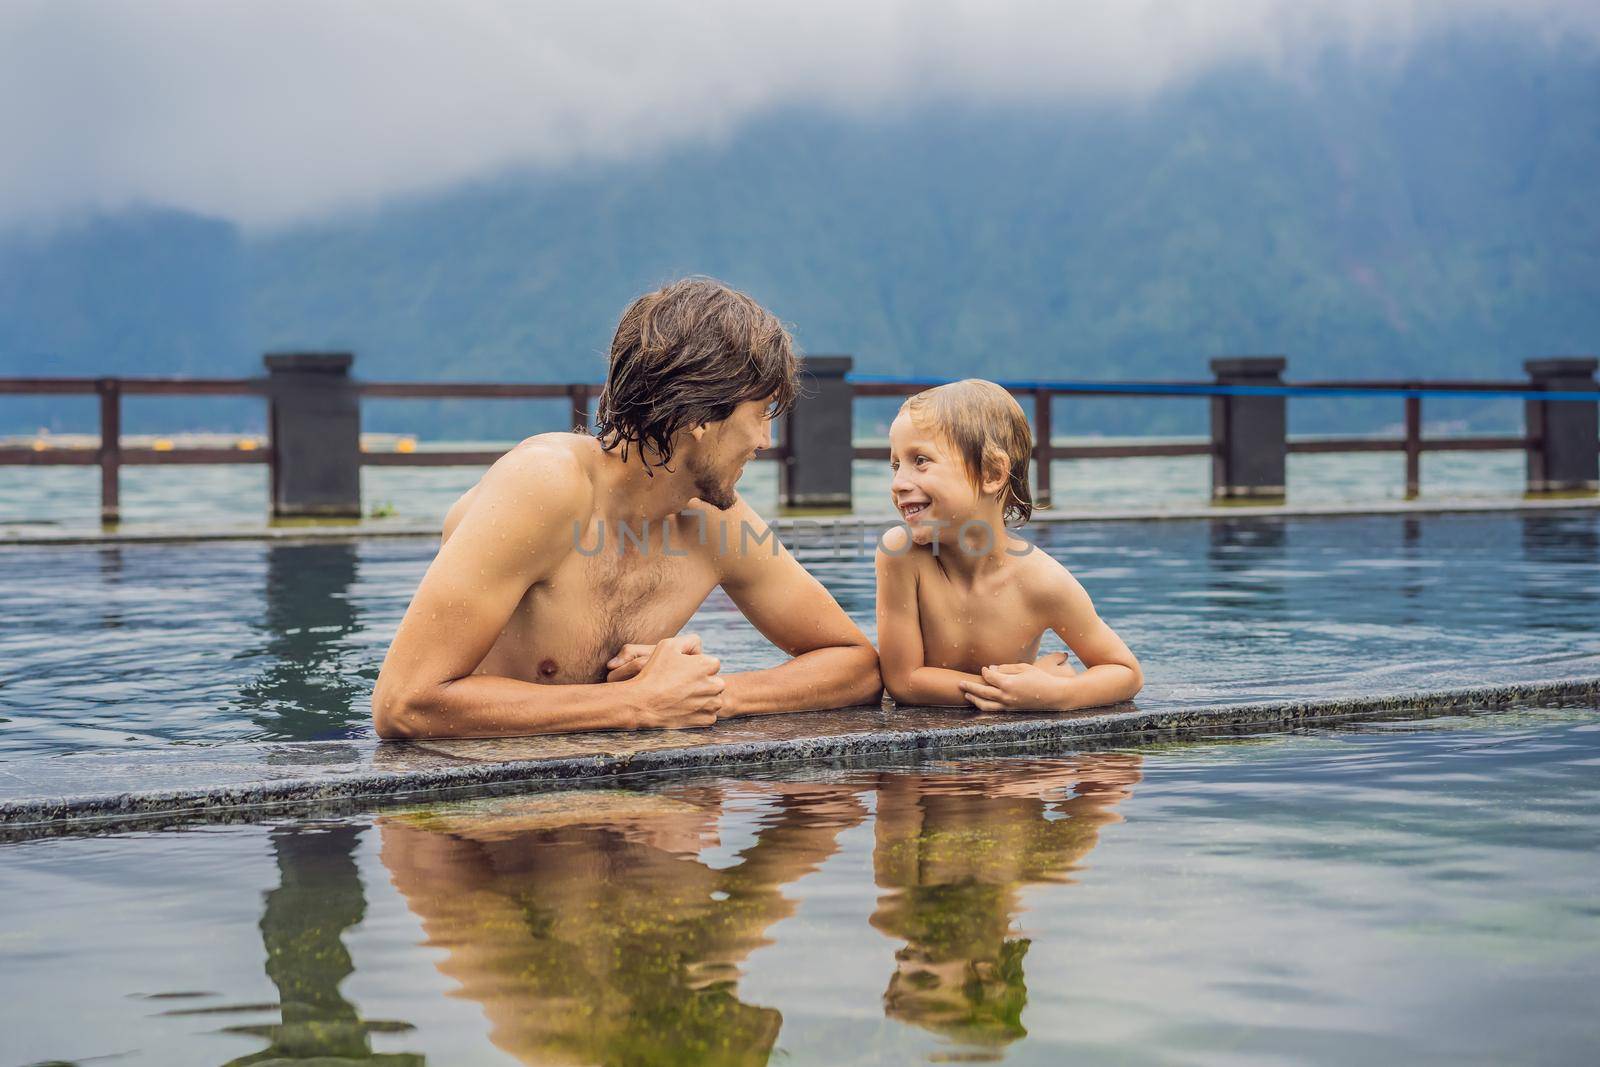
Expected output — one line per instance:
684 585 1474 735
902 379 1034 526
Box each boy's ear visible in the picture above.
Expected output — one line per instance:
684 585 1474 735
980 447 1011 496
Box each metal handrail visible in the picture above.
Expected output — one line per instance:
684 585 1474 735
1 371 1593 521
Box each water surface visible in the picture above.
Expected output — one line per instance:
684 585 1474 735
2 708 1596 1065
1 511 1597 759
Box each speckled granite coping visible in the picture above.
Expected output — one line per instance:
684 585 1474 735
4 494 1598 546
4 676 1597 837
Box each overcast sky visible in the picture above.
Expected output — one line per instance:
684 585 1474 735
2 0 1596 230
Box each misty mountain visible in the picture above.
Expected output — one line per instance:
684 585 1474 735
3 26 1596 437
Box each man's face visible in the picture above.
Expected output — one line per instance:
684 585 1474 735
689 395 777 510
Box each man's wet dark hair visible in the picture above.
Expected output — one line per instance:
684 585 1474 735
594 277 799 471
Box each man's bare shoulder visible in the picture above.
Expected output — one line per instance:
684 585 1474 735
443 434 598 543
496 432 604 484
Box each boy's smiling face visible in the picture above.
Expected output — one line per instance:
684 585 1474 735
889 410 993 545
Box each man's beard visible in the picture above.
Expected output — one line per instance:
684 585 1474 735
691 454 739 510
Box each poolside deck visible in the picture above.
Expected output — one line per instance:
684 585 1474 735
5 674 1598 835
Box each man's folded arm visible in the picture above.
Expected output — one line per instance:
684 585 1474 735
713 504 881 717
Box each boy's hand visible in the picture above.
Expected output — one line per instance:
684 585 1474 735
1033 651 1076 678
958 663 1070 712
607 633 704 682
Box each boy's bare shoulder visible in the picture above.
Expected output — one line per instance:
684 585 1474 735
1014 541 1088 606
876 524 926 569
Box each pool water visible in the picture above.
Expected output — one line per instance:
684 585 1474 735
1 510 1597 760
0 448 1532 531
3 707 1596 1065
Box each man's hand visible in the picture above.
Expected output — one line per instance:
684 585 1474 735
957 662 1069 713
607 632 704 682
622 635 724 729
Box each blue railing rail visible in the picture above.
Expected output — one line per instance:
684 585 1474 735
848 374 1600 402
2 358 1597 522
845 369 1600 504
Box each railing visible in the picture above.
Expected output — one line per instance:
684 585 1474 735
848 370 1597 506
355 380 600 468
0 376 269 522
1 354 1596 523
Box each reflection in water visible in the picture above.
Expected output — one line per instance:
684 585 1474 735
367 757 1139 1065
234 542 369 739
9 716 1597 1065
379 784 868 1066
96 545 125 630
1397 518 1427 612
221 825 421 1065
870 756 1142 1058
1520 514 1600 633
1206 520 1287 614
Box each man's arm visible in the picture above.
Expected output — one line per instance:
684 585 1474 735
705 501 880 717
371 446 724 739
875 529 984 707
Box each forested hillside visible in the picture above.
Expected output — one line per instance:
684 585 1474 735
3 26 1596 436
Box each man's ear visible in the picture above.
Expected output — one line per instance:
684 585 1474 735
689 423 708 441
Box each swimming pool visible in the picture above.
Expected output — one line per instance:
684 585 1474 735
0 447 1534 531
3 708 1596 1065
2 510 1597 761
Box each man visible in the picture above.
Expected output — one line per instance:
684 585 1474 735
372 278 881 738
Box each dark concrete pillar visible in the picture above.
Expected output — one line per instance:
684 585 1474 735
1211 356 1287 502
266 352 361 518
780 355 853 512
1525 358 1599 495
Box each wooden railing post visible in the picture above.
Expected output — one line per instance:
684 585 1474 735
265 353 361 518
97 377 121 525
1525 358 1599 495
1210 357 1288 503
1404 394 1422 499
1034 390 1053 510
780 355 853 512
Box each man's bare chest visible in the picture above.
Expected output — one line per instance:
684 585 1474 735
497 545 717 682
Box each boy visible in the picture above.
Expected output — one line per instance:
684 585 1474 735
875 379 1142 712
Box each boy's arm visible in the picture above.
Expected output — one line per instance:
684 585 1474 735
959 566 1142 713
704 501 881 717
371 448 724 739
875 532 985 707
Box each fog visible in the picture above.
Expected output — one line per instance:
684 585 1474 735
2 0 1596 228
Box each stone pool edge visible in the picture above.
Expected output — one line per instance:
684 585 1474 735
5 675 1597 836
